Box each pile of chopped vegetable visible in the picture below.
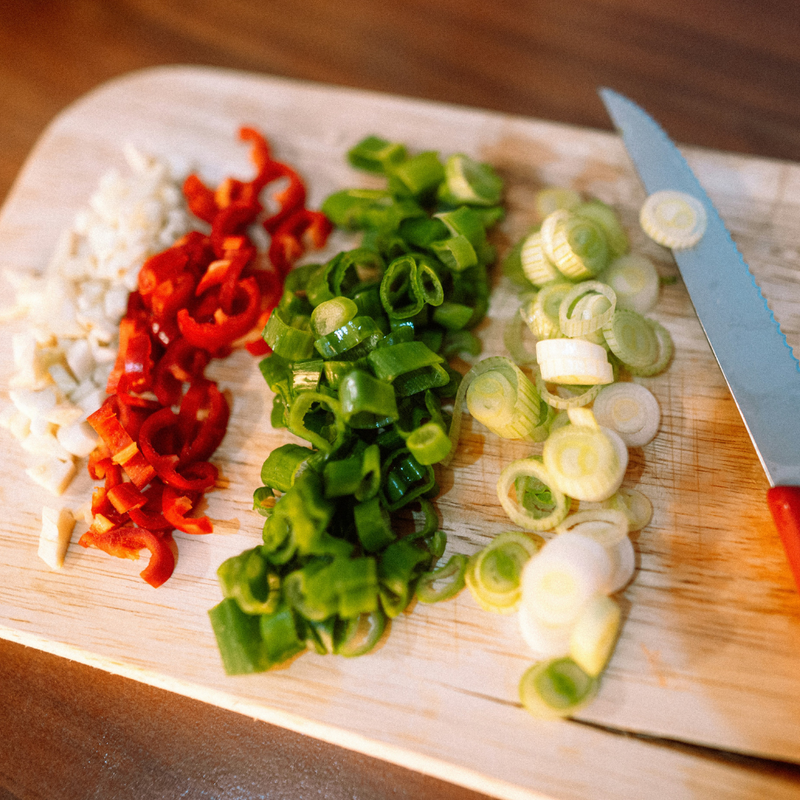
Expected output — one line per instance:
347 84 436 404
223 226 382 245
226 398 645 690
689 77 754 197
452 186 672 717
208 136 505 673
81 128 331 587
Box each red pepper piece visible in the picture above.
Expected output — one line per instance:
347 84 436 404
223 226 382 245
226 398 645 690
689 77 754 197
138 246 190 300
107 481 148 515
177 276 261 353
138 406 218 492
162 485 213 535
268 208 332 277
127 482 174 531
106 316 155 395
183 174 219 224
87 399 156 490
152 337 211 407
79 526 176 588
262 162 308 234
176 380 230 465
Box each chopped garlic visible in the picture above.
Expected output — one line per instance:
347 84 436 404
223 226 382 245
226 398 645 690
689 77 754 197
38 506 76 569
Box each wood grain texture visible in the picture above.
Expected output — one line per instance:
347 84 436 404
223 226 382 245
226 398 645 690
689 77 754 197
1 65 800 800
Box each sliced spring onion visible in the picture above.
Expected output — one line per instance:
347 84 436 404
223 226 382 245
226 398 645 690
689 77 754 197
520 230 560 286
601 309 659 370
541 423 627 502
404 421 452 465
598 254 660 314
466 358 545 441
520 531 612 628
540 209 610 279
569 594 621 677
554 508 629 550
574 199 629 258
496 457 569 531
416 553 468 603
347 135 407 174
338 369 399 428
334 609 388 657
310 296 359 337
627 318 673 377
518 607 572 659
439 153 504 206
536 338 614 386
520 281 573 340
558 280 616 338
640 190 707 249
592 381 661 447
518 657 599 719
535 372 602 410
465 531 544 613
606 534 636 594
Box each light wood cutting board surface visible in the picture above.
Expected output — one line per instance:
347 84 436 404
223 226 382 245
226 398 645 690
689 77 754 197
1 66 799 800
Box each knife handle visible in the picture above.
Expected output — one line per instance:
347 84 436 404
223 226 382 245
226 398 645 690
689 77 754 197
767 486 800 591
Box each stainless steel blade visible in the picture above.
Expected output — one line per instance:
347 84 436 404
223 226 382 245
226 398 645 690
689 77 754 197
599 87 800 487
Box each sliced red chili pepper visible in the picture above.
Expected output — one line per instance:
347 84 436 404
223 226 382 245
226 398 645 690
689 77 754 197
107 481 148 515
268 208 333 277
161 485 213 535
138 406 218 492
79 526 176 588
183 174 219 224
87 399 156 490
106 316 154 395
176 379 230 465
127 482 174 531
210 201 261 257
152 337 211 407
262 162 308 234
177 276 261 353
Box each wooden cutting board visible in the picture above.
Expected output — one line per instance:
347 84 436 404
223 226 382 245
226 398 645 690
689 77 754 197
1 65 799 800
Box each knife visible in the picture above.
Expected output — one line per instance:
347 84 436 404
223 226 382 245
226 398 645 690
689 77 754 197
598 87 800 592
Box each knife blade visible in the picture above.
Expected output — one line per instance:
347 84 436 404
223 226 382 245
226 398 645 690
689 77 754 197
598 87 800 591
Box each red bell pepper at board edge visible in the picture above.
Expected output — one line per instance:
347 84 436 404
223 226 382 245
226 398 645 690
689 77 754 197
78 526 176 588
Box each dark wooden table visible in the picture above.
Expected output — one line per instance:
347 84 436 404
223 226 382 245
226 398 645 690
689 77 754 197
2 2 800 798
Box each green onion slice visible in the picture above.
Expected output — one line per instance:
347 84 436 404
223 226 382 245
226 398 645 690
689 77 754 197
518 657 599 719
416 553 469 603
496 457 569 531
465 531 544 613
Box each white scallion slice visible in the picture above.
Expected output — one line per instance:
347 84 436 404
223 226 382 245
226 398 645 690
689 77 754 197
497 457 570 531
606 534 636 593
581 487 653 533
520 532 613 627
536 338 614 386
518 608 572 658
542 423 627 502
558 280 617 338
520 230 561 286
518 657 599 719
599 254 660 314
592 382 661 447
535 372 602 410
569 594 622 676
466 359 544 440
555 508 629 550
640 190 707 249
